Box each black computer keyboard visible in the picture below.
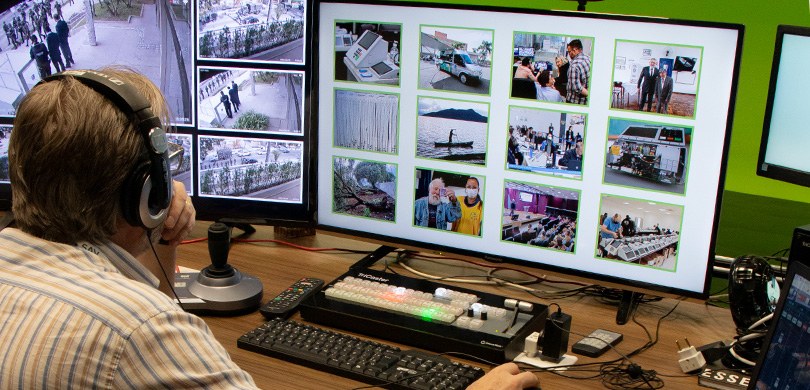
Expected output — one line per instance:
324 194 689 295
237 318 485 389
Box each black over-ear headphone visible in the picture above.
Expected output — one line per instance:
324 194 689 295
38 70 173 229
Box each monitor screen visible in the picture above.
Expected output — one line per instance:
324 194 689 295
357 30 380 50
0 0 315 226
757 25 810 187
315 1 742 298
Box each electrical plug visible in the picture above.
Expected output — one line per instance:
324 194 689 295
676 338 706 373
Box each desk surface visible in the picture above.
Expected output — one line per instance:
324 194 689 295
181 222 734 389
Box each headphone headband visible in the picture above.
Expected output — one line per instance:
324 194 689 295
38 70 173 229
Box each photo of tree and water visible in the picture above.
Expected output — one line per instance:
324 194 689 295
332 157 397 221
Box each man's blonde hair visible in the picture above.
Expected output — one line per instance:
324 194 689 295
10 68 172 244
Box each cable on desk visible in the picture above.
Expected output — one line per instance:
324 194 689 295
177 235 374 254
518 299 683 388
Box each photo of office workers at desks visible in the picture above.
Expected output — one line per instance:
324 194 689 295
507 106 586 179
334 21 401 85
511 33 593 105
418 26 493 95
604 118 691 195
417 96 489 165
502 181 579 253
332 156 397 222
413 168 485 237
597 194 683 271
610 40 703 118
334 89 399 154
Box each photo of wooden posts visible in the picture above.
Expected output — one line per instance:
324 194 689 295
334 89 399 154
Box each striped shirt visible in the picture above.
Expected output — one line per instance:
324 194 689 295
0 228 258 389
566 52 591 105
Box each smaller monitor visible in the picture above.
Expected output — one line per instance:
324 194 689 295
748 261 810 389
757 25 810 187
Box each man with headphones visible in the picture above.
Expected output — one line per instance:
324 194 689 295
0 68 257 388
0 68 540 389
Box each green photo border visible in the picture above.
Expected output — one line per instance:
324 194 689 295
331 155 399 223
416 24 495 97
593 193 686 273
600 116 694 196
414 95 491 168
609 39 705 119
498 178 581 255
333 87 401 156
510 31 596 108
333 19 404 88
504 104 589 181
411 165 487 238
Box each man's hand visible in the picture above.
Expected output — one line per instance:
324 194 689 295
160 180 195 246
446 188 457 203
467 363 539 390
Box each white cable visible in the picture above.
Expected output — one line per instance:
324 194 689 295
397 260 591 296
729 346 757 366
748 312 774 330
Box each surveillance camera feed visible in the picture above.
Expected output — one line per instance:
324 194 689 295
0 0 193 125
317 1 742 298
0 0 314 222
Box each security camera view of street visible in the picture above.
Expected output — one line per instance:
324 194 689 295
198 135 302 202
416 96 489 165
511 33 593 105
166 133 192 194
419 26 492 95
507 106 586 179
596 194 683 271
334 21 401 85
198 0 305 63
502 180 579 253
198 66 303 134
332 156 396 221
0 0 193 124
0 125 10 183
604 118 691 195
334 89 398 154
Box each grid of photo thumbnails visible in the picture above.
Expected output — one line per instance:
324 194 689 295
327 18 703 273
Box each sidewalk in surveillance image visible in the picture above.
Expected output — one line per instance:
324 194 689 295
0 0 192 123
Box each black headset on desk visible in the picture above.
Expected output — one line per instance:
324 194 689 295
38 70 173 230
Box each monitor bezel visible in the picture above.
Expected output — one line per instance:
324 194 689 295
312 0 744 299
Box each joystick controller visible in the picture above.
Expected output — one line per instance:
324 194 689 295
181 222 263 315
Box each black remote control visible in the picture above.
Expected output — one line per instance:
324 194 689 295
259 277 324 319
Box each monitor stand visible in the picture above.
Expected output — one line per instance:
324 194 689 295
350 245 396 269
615 290 642 325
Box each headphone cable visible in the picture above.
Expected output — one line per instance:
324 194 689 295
147 230 186 311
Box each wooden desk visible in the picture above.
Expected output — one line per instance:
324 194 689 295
181 222 735 389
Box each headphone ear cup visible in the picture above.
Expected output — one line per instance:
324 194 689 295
121 159 167 229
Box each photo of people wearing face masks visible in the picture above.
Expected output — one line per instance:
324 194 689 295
452 176 484 236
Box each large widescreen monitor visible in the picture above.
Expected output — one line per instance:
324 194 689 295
0 0 315 227
757 25 810 188
315 0 743 298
